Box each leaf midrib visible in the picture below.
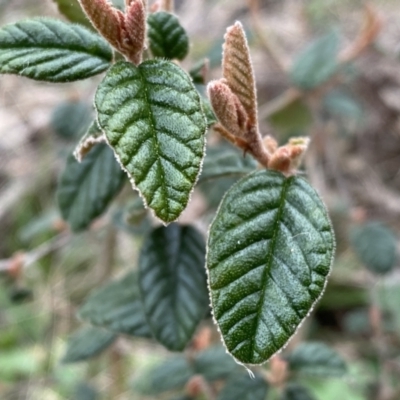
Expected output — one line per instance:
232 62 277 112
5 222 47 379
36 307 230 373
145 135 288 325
249 175 293 358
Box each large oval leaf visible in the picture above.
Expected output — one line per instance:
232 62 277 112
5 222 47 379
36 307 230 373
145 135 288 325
0 18 112 82
139 224 209 351
207 170 335 365
78 271 152 338
95 60 206 223
147 11 189 60
57 143 126 232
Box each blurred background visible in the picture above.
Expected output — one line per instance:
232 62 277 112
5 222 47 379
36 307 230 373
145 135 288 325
0 0 400 399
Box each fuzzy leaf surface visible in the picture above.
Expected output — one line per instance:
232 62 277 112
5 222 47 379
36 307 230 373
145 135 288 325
95 60 206 223
285 342 347 377
217 373 268 400
0 18 112 82
62 326 116 363
78 271 152 338
207 170 335 364
139 224 209 351
57 143 126 232
147 11 189 60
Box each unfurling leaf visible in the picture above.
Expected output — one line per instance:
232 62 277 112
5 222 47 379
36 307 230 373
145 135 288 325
79 271 152 337
217 372 269 400
62 326 116 363
78 0 146 64
147 11 189 60
222 22 258 126
139 224 209 351
95 60 206 223
285 342 347 377
0 18 112 82
73 120 105 161
57 143 126 232
207 170 335 365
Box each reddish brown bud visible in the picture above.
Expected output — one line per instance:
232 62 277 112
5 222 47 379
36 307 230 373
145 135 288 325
268 146 291 174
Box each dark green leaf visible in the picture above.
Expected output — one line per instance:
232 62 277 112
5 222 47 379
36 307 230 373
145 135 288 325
139 224 209 351
207 170 335 364
53 0 93 30
78 271 152 338
62 326 116 363
200 143 256 182
290 31 340 90
350 221 397 275
285 342 347 377
51 100 92 140
147 11 189 60
95 60 206 223
74 383 99 400
134 355 194 395
281 383 316 400
0 18 113 82
217 372 268 400
57 143 126 232
194 345 238 381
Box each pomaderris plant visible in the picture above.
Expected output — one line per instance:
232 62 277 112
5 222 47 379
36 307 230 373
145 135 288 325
0 0 334 373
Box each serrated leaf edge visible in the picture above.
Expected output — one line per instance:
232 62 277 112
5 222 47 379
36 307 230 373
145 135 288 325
94 65 208 225
204 171 335 367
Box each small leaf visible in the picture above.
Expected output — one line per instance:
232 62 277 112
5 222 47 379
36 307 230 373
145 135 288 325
51 100 92 140
285 342 347 377
199 143 257 182
53 0 94 29
147 11 189 60
281 383 316 400
57 143 126 232
0 18 112 82
134 355 194 395
95 60 206 223
73 120 105 161
217 372 268 400
194 345 239 381
350 221 397 275
222 22 258 126
78 271 152 338
62 326 116 363
207 170 335 364
290 30 340 90
139 224 209 351
190 59 209 85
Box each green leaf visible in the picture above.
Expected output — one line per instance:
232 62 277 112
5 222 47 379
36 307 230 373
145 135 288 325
0 18 112 82
78 271 152 338
281 383 316 400
53 0 93 30
199 143 256 182
190 59 208 85
57 143 126 232
134 355 194 395
51 100 92 140
73 120 105 161
95 60 206 223
194 345 239 381
62 326 116 363
290 30 340 90
350 221 397 275
217 372 269 400
139 224 209 351
147 11 189 60
207 170 335 364
285 342 347 377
